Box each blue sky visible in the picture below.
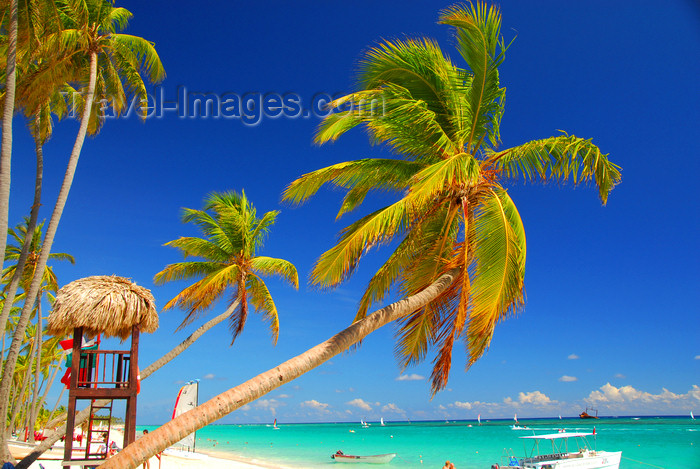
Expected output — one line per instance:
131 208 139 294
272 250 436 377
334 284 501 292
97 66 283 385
8 1 699 424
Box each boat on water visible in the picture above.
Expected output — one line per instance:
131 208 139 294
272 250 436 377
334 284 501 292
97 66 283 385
332 451 396 464
511 425 530 430
273 418 280 430
380 417 385 426
579 407 599 419
492 432 621 469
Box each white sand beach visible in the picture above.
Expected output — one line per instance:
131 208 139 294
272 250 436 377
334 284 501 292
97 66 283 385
9 429 288 469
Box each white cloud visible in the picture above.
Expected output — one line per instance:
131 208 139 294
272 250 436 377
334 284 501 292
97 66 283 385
277 394 290 399
517 391 558 407
381 403 405 414
568 354 579 360
585 383 700 411
396 373 424 381
301 400 330 412
614 373 626 379
253 399 284 416
347 398 372 411
202 373 216 380
454 401 473 410
559 375 578 382
695 355 700 360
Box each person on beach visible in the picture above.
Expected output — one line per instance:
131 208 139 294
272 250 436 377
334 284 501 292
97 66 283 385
141 430 151 469
141 429 162 469
443 461 455 469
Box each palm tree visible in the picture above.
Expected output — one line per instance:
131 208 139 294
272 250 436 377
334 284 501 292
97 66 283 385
105 3 620 467
0 0 164 460
152 190 298 363
0 0 20 279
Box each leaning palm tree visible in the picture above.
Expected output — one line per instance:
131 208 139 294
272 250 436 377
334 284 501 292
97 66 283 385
103 3 620 467
151 190 299 369
0 0 164 460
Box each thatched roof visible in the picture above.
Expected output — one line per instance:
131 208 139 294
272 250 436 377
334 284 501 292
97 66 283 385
47 275 158 340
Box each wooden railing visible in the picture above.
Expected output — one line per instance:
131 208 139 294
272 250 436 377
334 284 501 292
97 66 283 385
75 350 132 388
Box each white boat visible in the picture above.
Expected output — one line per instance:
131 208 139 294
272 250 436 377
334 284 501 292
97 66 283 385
691 411 695 420
380 417 385 426
492 432 621 469
511 425 530 430
332 451 396 464
360 418 369 428
171 380 199 452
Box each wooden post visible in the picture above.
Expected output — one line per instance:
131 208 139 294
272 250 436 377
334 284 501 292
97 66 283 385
124 326 139 447
63 327 83 462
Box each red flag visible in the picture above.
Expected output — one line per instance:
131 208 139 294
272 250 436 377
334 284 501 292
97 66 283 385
60 368 71 388
59 339 73 350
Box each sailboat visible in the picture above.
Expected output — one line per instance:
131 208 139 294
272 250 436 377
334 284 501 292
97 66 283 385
477 414 481 425
380 417 385 426
360 418 369 428
691 411 695 420
273 418 280 430
171 380 199 452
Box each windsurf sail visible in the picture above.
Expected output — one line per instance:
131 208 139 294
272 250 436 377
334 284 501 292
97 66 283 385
514 413 518 423
172 380 199 452
380 418 385 426
692 411 695 420
477 414 481 425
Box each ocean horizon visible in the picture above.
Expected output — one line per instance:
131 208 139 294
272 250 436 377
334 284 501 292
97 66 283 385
139 415 699 468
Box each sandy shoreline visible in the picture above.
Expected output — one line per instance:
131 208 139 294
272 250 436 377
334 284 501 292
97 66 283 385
9 436 290 469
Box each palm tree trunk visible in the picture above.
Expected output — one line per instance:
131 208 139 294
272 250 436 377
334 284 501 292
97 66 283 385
28 306 43 443
0 119 45 356
34 359 64 429
44 385 66 430
16 298 241 468
0 50 98 461
9 339 36 440
101 268 460 469
0 0 18 282
141 299 240 379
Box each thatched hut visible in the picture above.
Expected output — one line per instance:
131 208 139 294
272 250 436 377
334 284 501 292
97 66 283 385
48 275 158 340
47 275 158 462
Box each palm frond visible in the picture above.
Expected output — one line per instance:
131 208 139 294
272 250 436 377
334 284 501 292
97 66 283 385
439 2 508 151
249 257 298 289
282 158 423 209
465 188 525 368
153 261 229 287
246 274 280 344
488 132 622 204
163 236 230 262
310 198 412 288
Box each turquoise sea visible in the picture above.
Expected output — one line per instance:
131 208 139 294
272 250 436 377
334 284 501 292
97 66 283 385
140 417 699 468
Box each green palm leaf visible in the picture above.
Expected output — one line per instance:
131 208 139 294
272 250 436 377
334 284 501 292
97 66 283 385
489 133 622 203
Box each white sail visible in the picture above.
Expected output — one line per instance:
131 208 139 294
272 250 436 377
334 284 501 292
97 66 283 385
172 380 199 452
380 418 385 426
691 411 695 420
514 413 518 422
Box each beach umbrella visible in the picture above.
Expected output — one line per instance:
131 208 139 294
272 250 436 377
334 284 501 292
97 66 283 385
47 275 158 340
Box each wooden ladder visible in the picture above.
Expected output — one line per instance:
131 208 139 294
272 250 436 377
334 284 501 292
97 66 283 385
85 399 113 459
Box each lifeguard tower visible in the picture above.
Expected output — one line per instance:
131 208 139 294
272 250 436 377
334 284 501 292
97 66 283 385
47 275 158 467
